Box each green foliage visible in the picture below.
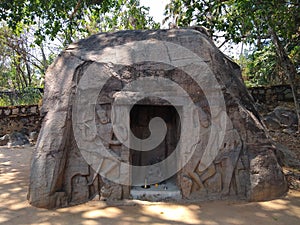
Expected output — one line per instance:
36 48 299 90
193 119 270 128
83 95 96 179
0 25 45 92
165 0 299 44
164 0 226 37
16 87 42 106
0 0 159 106
81 0 159 35
0 0 115 44
0 0 160 46
165 0 299 87
0 88 42 106
0 95 11 106
288 39 300 69
241 44 284 87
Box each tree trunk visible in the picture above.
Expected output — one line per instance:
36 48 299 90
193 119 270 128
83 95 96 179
40 42 48 74
269 27 300 132
25 60 32 86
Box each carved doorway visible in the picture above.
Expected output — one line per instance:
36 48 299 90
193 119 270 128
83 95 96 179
129 104 182 200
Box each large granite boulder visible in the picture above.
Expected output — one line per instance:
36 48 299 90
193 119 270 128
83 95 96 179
28 29 287 208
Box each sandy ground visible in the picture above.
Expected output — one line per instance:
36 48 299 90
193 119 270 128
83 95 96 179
0 146 299 225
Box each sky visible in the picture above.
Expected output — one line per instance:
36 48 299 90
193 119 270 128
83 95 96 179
140 0 170 27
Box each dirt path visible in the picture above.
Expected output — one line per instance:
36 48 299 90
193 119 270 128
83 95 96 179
0 146 299 225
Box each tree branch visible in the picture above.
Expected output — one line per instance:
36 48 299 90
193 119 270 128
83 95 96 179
217 39 229 48
69 0 83 20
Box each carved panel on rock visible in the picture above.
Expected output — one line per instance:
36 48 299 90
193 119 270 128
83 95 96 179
28 29 287 209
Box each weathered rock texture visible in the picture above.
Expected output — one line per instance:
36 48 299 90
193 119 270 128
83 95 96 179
249 85 300 104
28 29 287 209
0 105 41 137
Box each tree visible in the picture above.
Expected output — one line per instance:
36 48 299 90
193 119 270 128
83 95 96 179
0 0 159 46
164 0 300 131
0 25 46 105
0 0 159 105
0 25 47 91
241 44 286 87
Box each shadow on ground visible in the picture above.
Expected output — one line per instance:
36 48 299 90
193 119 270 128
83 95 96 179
0 146 299 225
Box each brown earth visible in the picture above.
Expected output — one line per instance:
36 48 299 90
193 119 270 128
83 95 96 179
0 146 300 225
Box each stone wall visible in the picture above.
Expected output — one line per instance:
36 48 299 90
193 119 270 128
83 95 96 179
0 85 297 138
248 85 300 104
0 105 41 136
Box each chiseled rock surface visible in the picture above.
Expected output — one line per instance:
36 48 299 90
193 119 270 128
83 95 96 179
28 29 287 208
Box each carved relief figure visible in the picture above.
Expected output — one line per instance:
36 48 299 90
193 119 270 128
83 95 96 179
180 128 242 198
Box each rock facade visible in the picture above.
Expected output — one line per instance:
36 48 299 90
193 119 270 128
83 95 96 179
28 29 287 208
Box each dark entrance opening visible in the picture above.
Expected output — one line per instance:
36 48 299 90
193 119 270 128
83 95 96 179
129 104 182 200
130 104 180 167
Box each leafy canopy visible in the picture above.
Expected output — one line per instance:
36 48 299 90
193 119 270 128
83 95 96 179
0 0 159 106
0 0 159 45
164 0 299 45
